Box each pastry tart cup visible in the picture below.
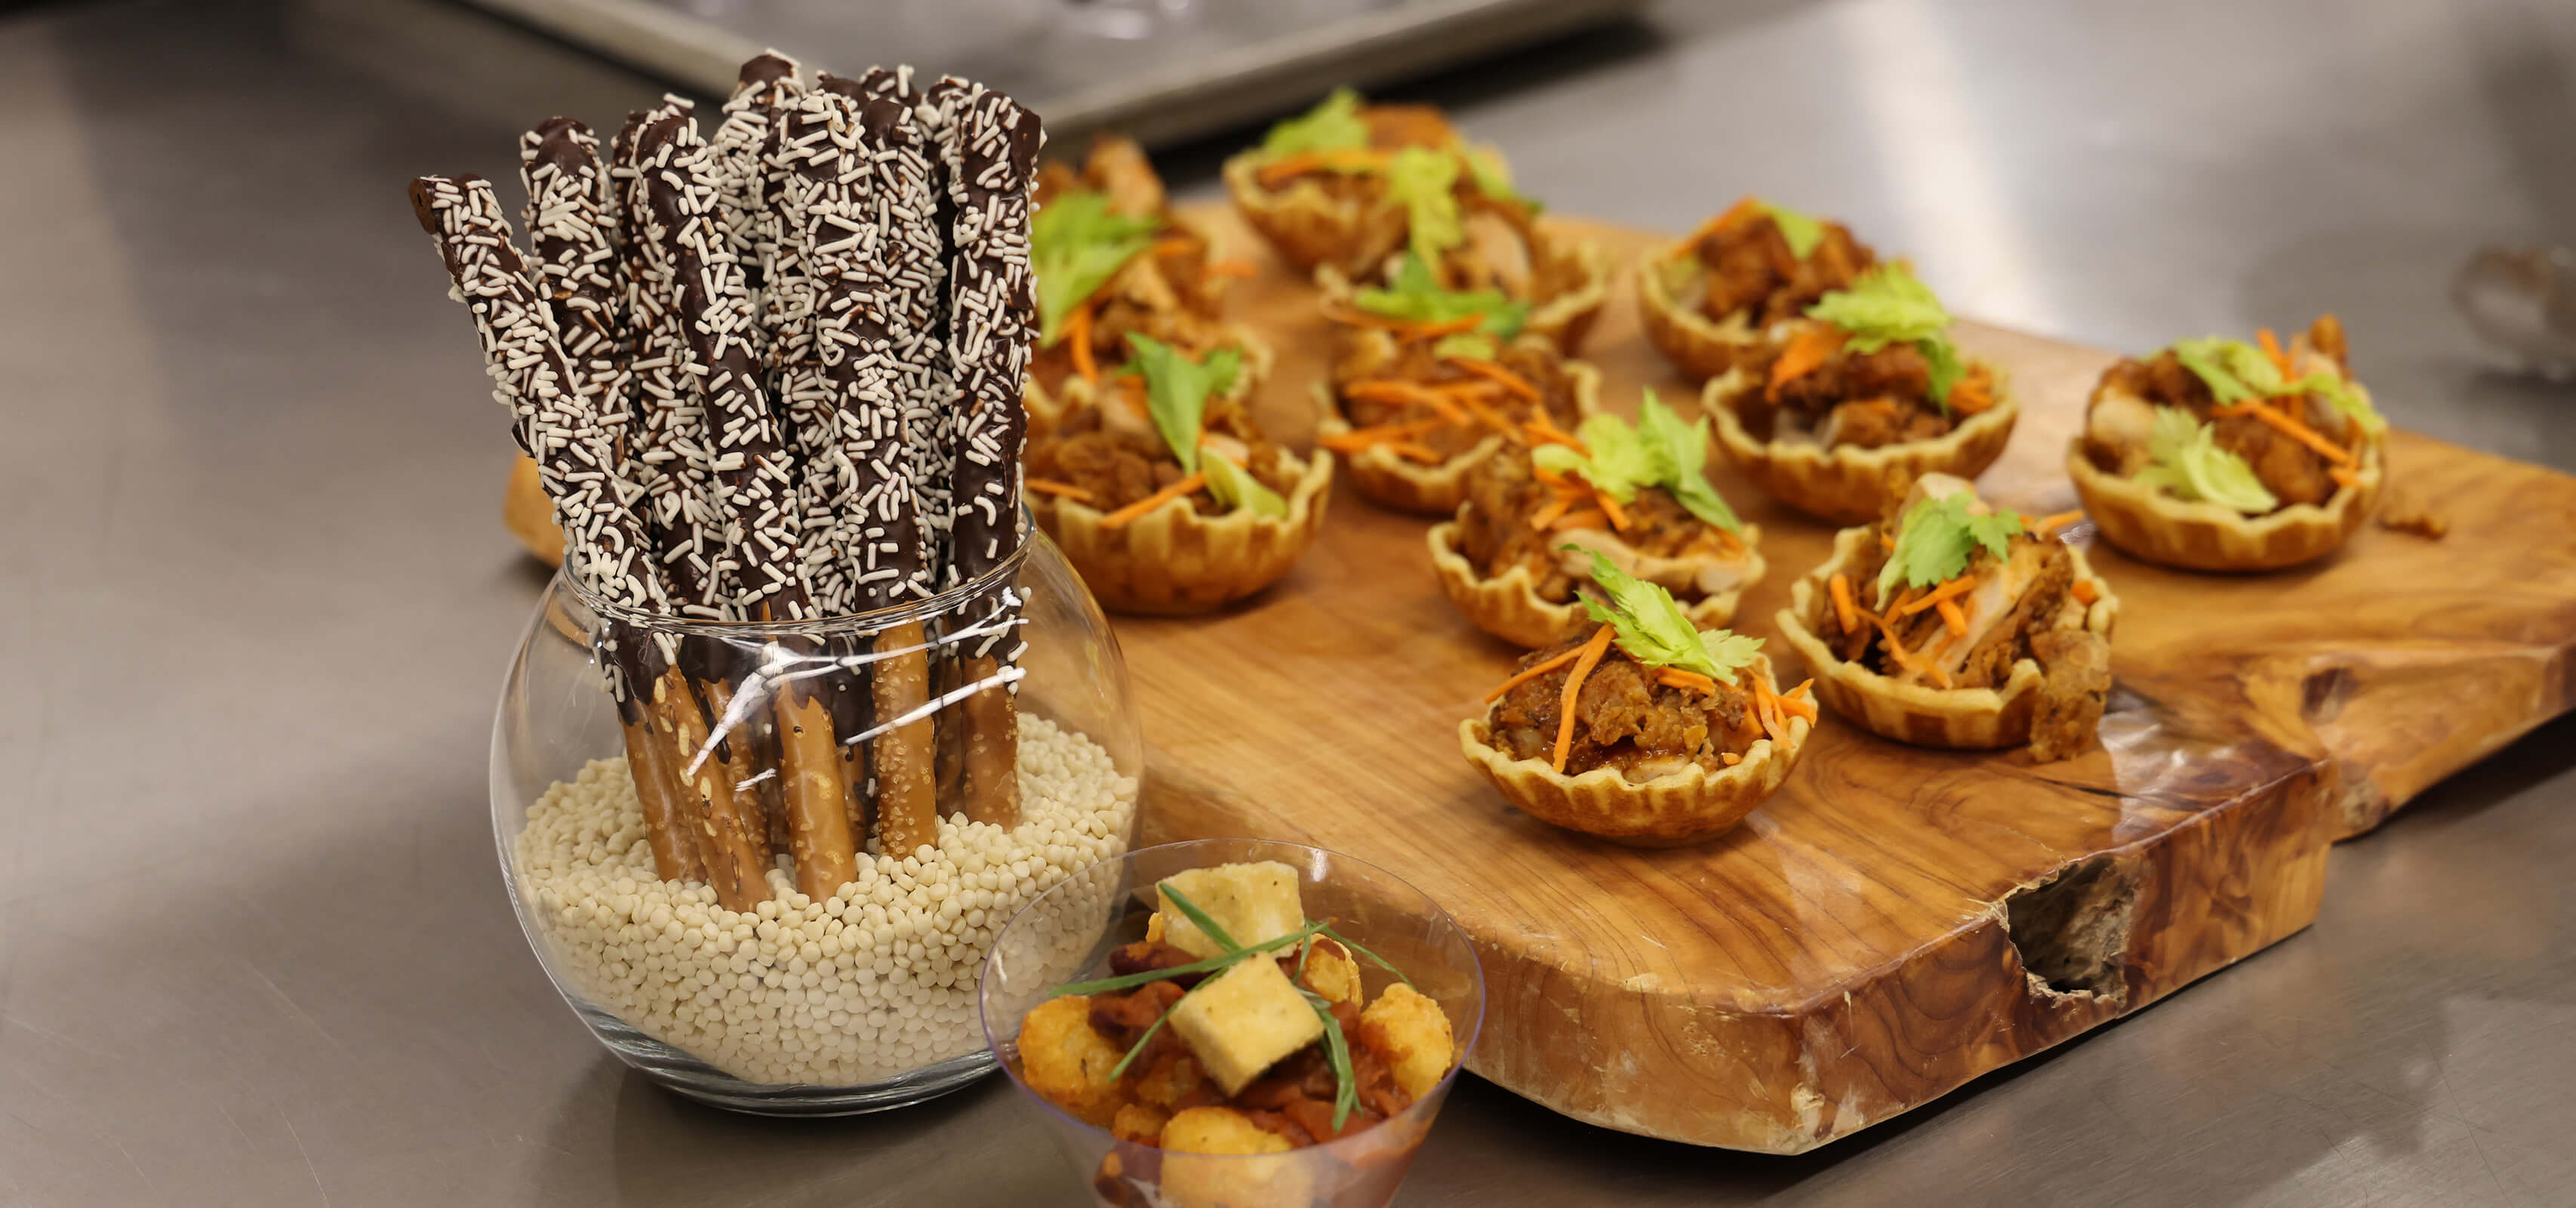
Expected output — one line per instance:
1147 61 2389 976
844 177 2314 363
2064 434 2385 572
1311 228 1611 356
1223 152 1408 279
1032 450 1334 616
1774 526 2118 750
1635 239 1762 381
1311 353 1603 516
1458 653 1809 846
1703 365 2021 525
1426 517 1764 649
1024 324 1276 444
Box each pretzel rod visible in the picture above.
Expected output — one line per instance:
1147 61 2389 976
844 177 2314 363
709 51 805 373
520 119 634 471
791 83 940 856
931 82 1041 827
408 174 715 887
642 113 862 899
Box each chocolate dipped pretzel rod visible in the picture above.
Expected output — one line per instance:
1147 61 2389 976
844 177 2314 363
641 112 863 900
519 118 633 472
933 81 1041 827
408 174 709 888
793 81 940 858
708 51 805 374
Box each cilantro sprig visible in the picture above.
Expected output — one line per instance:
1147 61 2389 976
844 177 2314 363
1529 390 1742 532
2134 405 2279 514
1124 334 1284 519
1353 252 1528 338
1574 550 1765 686
1805 263 1968 411
1033 190 1159 347
2169 335 2383 436
1386 146 1463 263
1261 88 1368 156
1875 492 2024 606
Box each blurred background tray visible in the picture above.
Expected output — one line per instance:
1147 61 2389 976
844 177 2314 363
447 0 1644 146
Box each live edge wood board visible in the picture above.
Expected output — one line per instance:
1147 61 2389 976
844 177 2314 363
1122 206 2576 1153
500 206 2576 1153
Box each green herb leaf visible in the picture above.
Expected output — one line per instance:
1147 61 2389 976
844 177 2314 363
1352 252 1528 338
1319 924 1417 991
1107 1006 1174 1080
2169 335 2384 436
1262 87 1368 157
1049 920 1329 996
1874 493 2024 606
1461 146 1537 211
1805 263 1968 411
1125 334 1242 473
1573 549 1762 684
1203 453 1289 519
1303 988 1362 1130
1635 390 1740 532
1762 200 1825 260
1386 146 1464 264
2134 405 2279 514
1032 190 1161 347
1430 331 1498 362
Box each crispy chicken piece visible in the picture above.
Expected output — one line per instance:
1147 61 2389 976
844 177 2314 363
2214 412 2335 507
1088 136 1166 217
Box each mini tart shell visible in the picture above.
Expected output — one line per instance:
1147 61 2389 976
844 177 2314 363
1023 324 1276 444
1426 516 1765 649
1702 364 2022 525
1310 232 1610 356
1774 526 2118 750
1458 653 1809 846
1635 239 1762 381
1310 350 1603 516
2064 430 2386 572
1033 448 1333 616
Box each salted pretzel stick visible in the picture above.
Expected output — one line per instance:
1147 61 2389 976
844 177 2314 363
931 81 1042 827
408 174 709 887
641 113 862 900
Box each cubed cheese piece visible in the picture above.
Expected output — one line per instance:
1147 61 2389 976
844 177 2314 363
1168 957 1325 1096
1156 862 1305 959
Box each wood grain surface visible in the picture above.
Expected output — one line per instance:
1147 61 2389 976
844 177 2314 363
503 207 2576 1151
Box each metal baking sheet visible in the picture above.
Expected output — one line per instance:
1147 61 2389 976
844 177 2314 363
448 0 1645 147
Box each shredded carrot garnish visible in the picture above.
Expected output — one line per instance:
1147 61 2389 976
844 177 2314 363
1594 491 1633 532
1064 303 1098 384
1151 237 1196 259
1528 495 1574 531
2033 510 2084 535
1888 585 1924 616
1722 752 1743 766
1936 597 1968 637
1868 612 1944 687
1881 532 1897 554
1656 668 1718 695
2071 579 2101 606
1099 472 1205 528
1206 259 1259 279
1552 627 1619 772
1385 442 1446 464
1448 358 1541 403
1895 575 1975 617
1685 196 1768 248
2213 399 2353 467
1550 508 1610 532
1780 680 1817 723
1320 304 1481 341
1524 413 1583 448
2328 466 2359 488
1828 573 1859 633
2257 328 2295 382
1255 147 1387 187
1768 325 1846 395
1025 478 1094 503
1483 646 1584 703
1947 366 1996 415
1454 394 1518 438
1346 379 1472 424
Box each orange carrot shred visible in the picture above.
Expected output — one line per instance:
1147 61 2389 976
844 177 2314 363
2213 399 2353 467
1947 365 1996 414
2328 466 2359 488
2033 510 2085 535
1936 597 1968 637
2258 328 2295 381
1552 627 1619 772
1025 478 1094 503
1594 490 1632 532
1722 752 1743 766
1483 646 1586 703
1065 304 1098 384
1385 441 1446 464
1657 668 1719 695
1895 574 1975 617
1528 494 1575 531
1768 325 1845 396
1880 532 1897 554
2071 579 2101 606
1099 471 1205 528
1448 358 1542 403
1829 573 1859 633
1550 508 1610 532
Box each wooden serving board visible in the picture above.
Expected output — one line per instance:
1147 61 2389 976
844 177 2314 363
1116 205 2576 1152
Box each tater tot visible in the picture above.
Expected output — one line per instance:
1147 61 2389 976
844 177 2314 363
1159 1107 1293 1156
1017 995 1131 1126
1357 982 1456 1103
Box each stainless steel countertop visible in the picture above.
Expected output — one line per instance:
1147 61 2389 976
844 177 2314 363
2 0 2570 1204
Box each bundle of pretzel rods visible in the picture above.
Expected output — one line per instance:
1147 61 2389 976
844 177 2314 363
411 52 1042 912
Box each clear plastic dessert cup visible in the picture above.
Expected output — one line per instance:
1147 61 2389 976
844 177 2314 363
979 839 1487 1207
491 527 1142 1114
